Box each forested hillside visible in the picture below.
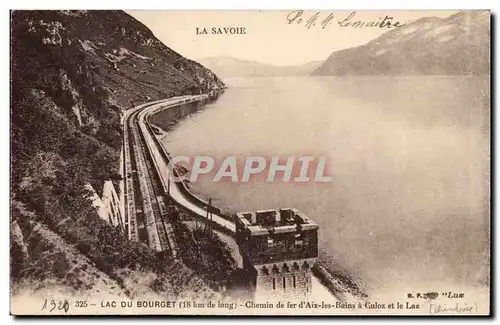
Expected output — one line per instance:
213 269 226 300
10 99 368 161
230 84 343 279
10 10 226 300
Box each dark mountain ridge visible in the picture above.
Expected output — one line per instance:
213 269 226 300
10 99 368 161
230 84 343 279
10 10 227 300
313 11 490 76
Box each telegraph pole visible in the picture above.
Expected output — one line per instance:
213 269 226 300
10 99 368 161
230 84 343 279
167 174 170 194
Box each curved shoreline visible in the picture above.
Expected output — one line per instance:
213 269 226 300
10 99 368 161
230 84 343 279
134 94 358 302
139 96 235 234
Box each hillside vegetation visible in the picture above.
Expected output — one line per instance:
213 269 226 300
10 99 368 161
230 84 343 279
11 10 225 301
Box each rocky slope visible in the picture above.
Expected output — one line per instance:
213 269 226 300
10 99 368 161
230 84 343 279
11 200 224 304
313 11 490 76
199 56 322 78
11 10 225 303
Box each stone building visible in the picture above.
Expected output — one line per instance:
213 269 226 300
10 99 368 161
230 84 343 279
235 208 318 302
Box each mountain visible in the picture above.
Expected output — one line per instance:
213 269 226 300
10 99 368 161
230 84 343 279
313 11 490 76
198 56 322 78
10 10 227 302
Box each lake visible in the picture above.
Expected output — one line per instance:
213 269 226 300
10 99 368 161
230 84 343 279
158 76 490 299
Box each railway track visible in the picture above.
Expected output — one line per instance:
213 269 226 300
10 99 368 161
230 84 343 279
122 96 338 301
123 101 172 253
123 95 217 256
135 117 171 253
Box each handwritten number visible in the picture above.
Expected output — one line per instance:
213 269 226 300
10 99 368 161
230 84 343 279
50 300 56 312
41 299 69 313
63 300 70 313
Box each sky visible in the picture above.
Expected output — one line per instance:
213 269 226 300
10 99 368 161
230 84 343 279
127 10 457 66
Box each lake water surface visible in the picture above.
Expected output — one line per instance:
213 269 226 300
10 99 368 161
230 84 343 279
160 76 490 299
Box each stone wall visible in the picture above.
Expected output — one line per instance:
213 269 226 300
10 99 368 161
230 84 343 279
251 258 316 302
255 270 312 302
85 180 124 230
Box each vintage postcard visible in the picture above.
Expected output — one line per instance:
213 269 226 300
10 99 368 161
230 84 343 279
10 10 490 315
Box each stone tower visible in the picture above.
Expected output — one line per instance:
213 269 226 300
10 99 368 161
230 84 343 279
235 208 319 302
